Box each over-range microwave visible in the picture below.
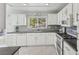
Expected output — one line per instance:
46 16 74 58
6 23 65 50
61 20 73 27
62 20 67 24
61 20 68 27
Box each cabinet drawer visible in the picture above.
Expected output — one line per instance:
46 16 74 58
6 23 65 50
0 36 5 45
5 34 17 46
27 33 39 39
16 34 27 46
27 33 38 45
5 39 17 46
17 34 26 46
27 33 56 45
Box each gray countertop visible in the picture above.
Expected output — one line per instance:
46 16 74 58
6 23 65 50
0 32 5 36
6 30 59 34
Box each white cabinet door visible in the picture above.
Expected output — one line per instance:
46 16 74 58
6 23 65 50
16 33 27 46
27 33 48 46
6 14 27 32
27 33 37 45
6 14 17 32
73 3 78 26
0 3 5 29
5 34 17 47
0 36 5 45
67 4 73 17
77 22 79 33
66 3 73 26
46 33 56 45
36 33 56 45
17 14 26 25
62 7 67 21
58 3 73 27
77 40 79 55
52 33 56 45
58 11 63 25
48 14 57 25
27 33 56 46
36 33 46 45
57 12 61 25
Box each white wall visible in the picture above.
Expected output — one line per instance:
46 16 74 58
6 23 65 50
0 3 5 30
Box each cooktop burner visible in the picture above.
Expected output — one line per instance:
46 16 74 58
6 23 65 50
57 33 76 39
57 32 77 51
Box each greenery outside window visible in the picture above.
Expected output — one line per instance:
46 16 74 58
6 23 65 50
28 16 47 29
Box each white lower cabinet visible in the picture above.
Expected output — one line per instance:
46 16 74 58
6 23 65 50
0 36 5 45
64 41 76 55
36 33 46 45
27 33 56 46
26 33 38 45
47 33 56 45
77 40 79 55
5 33 27 47
5 34 17 46
3 33 56 46
16 33 27 46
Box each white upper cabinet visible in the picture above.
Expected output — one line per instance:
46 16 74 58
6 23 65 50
57 11 63 25
17 14 27 25
57 3 73 27
0 3 5 29
48 14 57 25
58 3 79 26
67 3 73 26
6 14 27 32
6 14 17 32
62 6 67 22
73 3 78 26
6 14 17 26
67 4 73 17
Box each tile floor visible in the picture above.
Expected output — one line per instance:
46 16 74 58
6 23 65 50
15 45 57 55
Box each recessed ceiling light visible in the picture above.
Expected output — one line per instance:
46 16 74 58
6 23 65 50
24 4 27 6
45 3 48 5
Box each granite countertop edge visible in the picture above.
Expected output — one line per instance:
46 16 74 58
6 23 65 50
6 31 58 34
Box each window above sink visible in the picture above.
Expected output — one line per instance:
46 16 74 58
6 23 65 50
27 15 47 29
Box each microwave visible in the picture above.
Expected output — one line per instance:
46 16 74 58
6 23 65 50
61 20 68 26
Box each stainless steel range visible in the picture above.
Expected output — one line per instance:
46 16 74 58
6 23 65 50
56 34 63 55
56 32 77 55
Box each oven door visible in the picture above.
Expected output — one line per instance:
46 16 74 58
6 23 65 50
56 40 62 55
56 34 63 55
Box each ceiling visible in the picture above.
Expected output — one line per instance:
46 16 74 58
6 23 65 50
7 3 68 13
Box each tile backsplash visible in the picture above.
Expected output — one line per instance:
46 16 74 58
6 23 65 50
66 26 77 37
